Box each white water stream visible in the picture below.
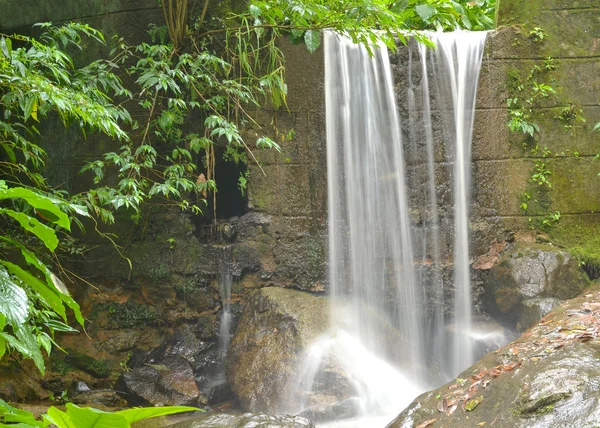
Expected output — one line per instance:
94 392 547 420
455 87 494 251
282 31 500 427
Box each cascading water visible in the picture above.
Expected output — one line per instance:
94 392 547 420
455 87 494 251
282 31 503 427
218 246 234 356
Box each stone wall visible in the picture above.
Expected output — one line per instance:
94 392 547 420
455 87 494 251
472 1 600 267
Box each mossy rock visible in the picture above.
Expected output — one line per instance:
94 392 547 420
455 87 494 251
482 242 588 329
65 349 111 379
226 287 331 413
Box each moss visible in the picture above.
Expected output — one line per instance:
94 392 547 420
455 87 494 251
92 301 157 329
65 349 110 378
549 217 600 279
50 354 74 375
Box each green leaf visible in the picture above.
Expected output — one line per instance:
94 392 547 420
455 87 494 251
45 407 74 428
1 325 45 374
0 267 29 325
65 404 129 428
0 37 12 59
0 261 67 322
0 208 59 251
304 30 321 54
249 4 261 18
415 4 437 22
0 188 70 230
0 314 5 359
117 406 200 423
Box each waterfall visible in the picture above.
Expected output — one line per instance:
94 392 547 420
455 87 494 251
283 31 496 426
218 245 234 356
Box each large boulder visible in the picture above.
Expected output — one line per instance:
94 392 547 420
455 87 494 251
226 287 330 412
480 243 588 330
387 283 600 428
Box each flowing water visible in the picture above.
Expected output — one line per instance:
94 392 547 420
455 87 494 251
218 246 234 356
282 31 500 426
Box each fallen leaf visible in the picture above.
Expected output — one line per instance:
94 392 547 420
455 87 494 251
437 398 448 413
446 404 458 416
477 422 487 427
465 396 483 411
416 419 437 428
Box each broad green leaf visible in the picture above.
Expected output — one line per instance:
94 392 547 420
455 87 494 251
0 261 67 322
45 407 73 428
0 188 70 230
117 406 200 423
0 208 59 251
0 267 29 325
304 30 321 54
2 325 45 374
65 404 129 428
415 4 437 22
3 412 48 426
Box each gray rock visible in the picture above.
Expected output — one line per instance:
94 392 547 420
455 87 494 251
169 412 315 428
482 243 588 329
519 298 561 330
298 397 361 423
119 357 200 406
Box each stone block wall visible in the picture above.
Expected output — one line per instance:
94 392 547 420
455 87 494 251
472 1 600 268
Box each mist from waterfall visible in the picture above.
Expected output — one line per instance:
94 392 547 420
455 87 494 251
283 31 493 426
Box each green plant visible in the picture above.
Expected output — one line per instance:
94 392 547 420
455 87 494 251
528 27 545 41
0 399 199 428
167 237 176 250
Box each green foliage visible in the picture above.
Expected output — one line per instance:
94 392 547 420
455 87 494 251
0 399 199 428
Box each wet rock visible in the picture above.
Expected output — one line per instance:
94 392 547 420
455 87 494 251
387 283 600 428
119 356 200 406
71 389 128 407
519 297 561 330
95 330 141 353
71 381 91 394
481 243 588 329
298 397 361 423
144 328 210 365
169 412 315 428
226 287 331 412
272 236 327 291
194 350 231 404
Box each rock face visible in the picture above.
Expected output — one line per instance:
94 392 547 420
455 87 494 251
387 283 600 428
226 287 330 412
480 243 588 330
169 412 315 428
118 327 230 406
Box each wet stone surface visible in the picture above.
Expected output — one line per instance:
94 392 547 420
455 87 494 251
387 283 600 428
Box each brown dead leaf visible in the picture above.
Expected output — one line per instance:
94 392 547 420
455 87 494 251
416 419 437 428
437 398 448 413
446 404 458 416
